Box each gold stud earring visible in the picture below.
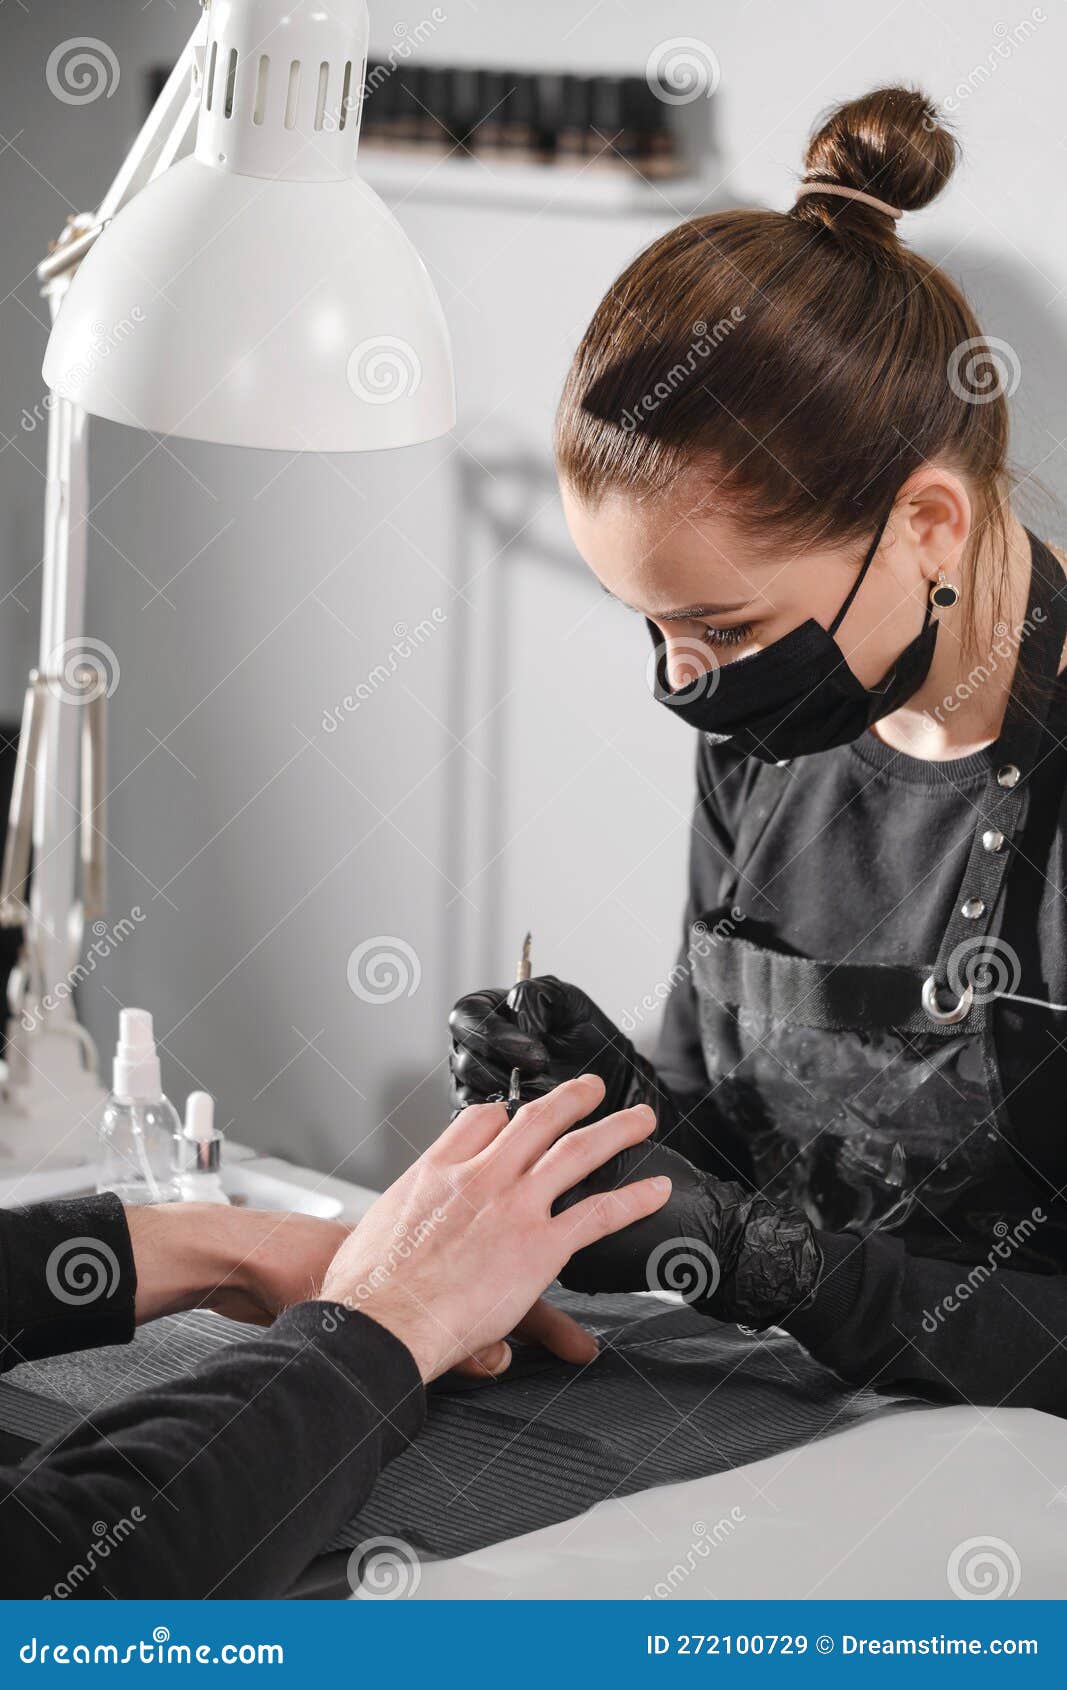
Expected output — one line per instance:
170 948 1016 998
929 570 961 610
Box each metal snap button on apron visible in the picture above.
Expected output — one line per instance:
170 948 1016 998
961 897 985 918
982 829 1005 853
997 764 1021 788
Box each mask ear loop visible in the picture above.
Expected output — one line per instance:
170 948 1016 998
827 505 933 639
831 503 899 635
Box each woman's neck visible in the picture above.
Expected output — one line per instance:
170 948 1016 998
870 512 1057 761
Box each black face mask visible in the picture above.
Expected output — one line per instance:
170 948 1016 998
648 513 938 763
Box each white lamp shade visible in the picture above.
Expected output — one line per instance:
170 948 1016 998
42 0 455 452
43 157 455 452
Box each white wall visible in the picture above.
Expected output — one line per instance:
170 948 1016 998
2 1 1065 1185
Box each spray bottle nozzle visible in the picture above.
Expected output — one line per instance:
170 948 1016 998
113 1007 163 1103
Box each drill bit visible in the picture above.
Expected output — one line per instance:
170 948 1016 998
506 931 532 1114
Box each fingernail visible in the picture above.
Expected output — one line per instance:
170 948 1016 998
650 1175 672 1192
635 1103 656 1122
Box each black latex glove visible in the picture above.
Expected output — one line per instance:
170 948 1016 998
552 1136 822 1330
449 975 678 1126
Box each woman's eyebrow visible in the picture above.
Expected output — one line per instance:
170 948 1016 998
654 601 752 621
599 585 752 620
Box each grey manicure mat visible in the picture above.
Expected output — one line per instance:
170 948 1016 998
0 1291 917 1560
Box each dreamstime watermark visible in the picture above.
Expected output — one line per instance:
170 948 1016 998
621 909 744 1034
645 632 723 706
364 12 447 99
347 1535 422 1599
21 310 146 434
947 336 1021 406
947 1536 1022 1599
919 1206 1045 1334
346 936 422 1004
923 607 1044 727
347 336 422 404
643 1509 747 1599
45 1237 121 1307
646 1235 721 1303
43 636 121 705
646 38 721 105
943 935 1021 1009
46 37 120 105
927 11 1047 125
321 1211 447 1334
621 309 745 434
19 1631 283 1665
322 610 447 732
21 908 146 1034
45 1511 145 1600
322 9 448 132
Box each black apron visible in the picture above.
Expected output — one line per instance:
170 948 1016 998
689 533 1067 1269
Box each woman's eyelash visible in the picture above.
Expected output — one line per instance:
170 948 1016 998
601 589 755 650
703 621 753 648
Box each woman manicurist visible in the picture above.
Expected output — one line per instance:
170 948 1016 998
450 88 1067 1411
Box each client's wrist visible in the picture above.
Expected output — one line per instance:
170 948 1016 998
126 1202 244 1324
316 1277 439 1384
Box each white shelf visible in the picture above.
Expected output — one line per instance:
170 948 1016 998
359 150 712 217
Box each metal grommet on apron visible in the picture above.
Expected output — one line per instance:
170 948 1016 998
688 533 1067 1264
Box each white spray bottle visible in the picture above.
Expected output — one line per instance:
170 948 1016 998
177 1092 231 1205
96 1009 182 1204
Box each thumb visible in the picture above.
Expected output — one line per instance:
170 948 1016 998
455 1340 512 1379
477 1340 512 1376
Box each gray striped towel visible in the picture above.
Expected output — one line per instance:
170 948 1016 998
0 1291 913 1560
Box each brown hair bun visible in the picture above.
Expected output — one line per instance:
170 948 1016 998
795 86 958 230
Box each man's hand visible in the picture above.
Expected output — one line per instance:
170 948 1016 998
128 1199 598 1377
318 1075 672 1382
456 1296 598 1379
126 1204 349 1326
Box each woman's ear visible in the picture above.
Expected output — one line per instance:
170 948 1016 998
896 467 973 582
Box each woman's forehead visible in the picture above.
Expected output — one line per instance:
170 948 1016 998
562 481 785 608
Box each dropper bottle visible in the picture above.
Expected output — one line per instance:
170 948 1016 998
177 1092 231 1205
96 1009 182 1204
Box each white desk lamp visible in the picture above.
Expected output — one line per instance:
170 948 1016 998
0 0 455 1172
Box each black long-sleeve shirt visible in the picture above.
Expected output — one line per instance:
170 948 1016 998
0 1196 424 1597
657 716 1067 1414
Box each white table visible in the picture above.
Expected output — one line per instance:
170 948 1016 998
409 1402 1067 1600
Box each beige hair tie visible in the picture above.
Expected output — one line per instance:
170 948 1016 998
794 181 903 221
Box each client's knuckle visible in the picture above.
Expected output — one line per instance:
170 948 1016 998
592 1189 623 1226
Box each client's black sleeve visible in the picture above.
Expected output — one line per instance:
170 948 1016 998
785 1229 1067 1414
0 1302 424 1597
0 1195 424 1596
0 1195 136 1369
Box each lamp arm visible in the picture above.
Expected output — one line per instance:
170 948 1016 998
0 675 46 929
3 5 207 1089
38 8 209 291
